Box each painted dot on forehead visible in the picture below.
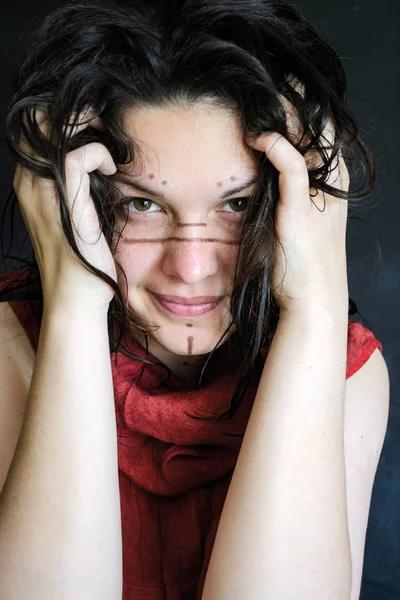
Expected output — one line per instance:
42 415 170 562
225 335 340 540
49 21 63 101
230 176 237 181
148 173 155 179
217 181 223 187
161 180 167 185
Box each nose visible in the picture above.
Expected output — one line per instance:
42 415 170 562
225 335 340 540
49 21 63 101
161 238 220 285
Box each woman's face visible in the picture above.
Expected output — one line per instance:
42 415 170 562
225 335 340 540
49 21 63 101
113 102 258 371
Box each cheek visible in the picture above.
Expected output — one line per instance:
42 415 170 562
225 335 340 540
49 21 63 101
114 240 162 286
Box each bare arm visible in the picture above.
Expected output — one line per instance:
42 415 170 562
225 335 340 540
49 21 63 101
202 310 351 600
0 301 122 599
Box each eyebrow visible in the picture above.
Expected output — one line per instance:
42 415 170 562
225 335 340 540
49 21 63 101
113 174 259 200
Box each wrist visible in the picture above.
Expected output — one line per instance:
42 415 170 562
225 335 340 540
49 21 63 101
278 304 349 329
42 295 110 320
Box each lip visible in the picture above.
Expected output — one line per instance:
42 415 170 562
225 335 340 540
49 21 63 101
150 291 225 317
152 293 224 305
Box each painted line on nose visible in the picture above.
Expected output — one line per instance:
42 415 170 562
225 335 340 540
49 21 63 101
125 237 240 245
177 223 207 227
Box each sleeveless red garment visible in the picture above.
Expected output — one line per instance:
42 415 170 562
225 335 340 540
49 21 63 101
0 268 383 600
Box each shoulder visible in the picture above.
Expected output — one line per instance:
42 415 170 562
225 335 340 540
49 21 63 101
344 345 390 600
344 320 389 463
346 320 383 379
344 342 389 485
345 343 389 459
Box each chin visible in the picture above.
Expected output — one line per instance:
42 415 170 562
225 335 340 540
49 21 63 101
127 292 234 354
154 324 232 356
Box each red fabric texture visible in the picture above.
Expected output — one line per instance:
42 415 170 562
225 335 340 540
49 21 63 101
1 268 383 599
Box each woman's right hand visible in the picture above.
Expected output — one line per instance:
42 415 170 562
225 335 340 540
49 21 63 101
13 107 119 311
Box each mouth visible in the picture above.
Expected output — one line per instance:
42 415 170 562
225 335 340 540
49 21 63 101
149 291 225 317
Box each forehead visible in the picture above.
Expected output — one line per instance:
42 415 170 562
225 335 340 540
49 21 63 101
121 103 256 179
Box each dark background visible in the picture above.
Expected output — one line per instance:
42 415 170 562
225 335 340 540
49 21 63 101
0 1 399 598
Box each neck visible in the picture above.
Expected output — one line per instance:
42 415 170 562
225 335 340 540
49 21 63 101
135 332 209 387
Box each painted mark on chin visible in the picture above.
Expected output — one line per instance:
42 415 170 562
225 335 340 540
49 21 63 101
188 336 194 355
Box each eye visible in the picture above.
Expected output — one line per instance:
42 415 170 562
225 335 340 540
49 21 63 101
122 197 163 213
222 197 250 213
119 196 250 216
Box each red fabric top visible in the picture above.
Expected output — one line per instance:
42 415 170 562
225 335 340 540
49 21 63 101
1 268 383 599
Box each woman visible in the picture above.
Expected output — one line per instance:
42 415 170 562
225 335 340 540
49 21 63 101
0 0 390 598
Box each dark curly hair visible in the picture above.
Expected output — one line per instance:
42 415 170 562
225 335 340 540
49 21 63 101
0 0 378 426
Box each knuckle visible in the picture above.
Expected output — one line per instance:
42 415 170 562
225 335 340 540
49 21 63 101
65 151 82 170
338 153 350 185
291 152 307 173
66 142 104 166
13 165 28 194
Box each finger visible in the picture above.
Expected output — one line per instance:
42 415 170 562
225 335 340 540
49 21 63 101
280 95 303 147
64 107 104 137
63 143 116 240
19 106 101 160
337 152 350 191
282 99 336 172
325 151 350 196
248 132 311 210
269 88 338 173
67 142 116 179
64 143 117 219
19 108 50 160
311 117 335 168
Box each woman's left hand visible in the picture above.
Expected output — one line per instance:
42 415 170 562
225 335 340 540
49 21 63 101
246 116 350 320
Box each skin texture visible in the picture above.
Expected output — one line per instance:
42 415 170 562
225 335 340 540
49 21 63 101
113 103 258 384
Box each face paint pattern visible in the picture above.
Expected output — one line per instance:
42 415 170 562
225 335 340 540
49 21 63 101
124 237 239 245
